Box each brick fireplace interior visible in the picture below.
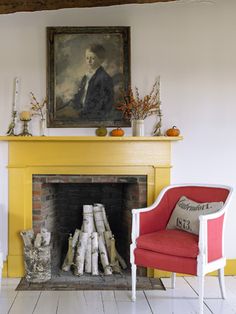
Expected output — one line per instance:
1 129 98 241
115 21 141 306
32 174 147 276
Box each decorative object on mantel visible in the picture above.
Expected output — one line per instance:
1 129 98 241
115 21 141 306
166 125 180 137
95 126 108 136
20 228 51 283
62 203 127 276
110 127 125 137
18 111 32 136
6 77 19 136
117 77 161 136
6 111 18 136
30 92 47 136
153 79 163 136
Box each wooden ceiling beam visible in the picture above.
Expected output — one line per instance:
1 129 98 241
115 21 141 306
0 0 177 14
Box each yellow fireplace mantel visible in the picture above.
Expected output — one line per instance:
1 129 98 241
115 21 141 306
0 135 182 277
0 136 182 141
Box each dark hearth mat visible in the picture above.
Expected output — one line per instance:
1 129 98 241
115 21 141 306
16 272 165 291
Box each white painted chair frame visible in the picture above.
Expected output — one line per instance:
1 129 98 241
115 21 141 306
130 184 233 314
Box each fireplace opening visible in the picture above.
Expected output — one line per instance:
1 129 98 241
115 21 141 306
32 175 147 277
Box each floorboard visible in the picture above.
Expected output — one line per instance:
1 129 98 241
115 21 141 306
1 276 236 313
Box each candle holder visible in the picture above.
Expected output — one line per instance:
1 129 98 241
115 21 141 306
19 112 32 136
6 110 18 136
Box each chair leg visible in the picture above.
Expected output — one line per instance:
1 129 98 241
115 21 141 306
198 274 204 314
131 263 137 301
218 268 226 299
171 272 176 289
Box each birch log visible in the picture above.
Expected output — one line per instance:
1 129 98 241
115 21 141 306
34 233 42 248
83 205 94 273
41 228 51 246
20 230 34 247
91 232 99 275
72 229 80 247
98 233 112 275
83 205 94 233
94 203 111 231
62 234 73 271
93 205 106 234
104 231 121 273
62 229 80 271
85 236 92 273
74 232 89 276
104 231 127 270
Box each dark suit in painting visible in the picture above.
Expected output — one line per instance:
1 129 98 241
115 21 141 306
74 66 114 119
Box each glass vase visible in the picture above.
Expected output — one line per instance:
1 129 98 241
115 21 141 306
132 119 145 136
39 118 47 136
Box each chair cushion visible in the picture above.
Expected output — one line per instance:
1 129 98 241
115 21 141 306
136 229 199 258
166 195 223 235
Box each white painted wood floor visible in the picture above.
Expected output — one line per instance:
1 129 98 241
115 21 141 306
1 276 236 314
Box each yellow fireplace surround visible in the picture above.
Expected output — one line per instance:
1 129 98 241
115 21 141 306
0 135 179 277
0 136 233 277
2 135 234 277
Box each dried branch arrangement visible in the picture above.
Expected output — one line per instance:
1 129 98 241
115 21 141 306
62 203 127 276
117 79 161 120
30 92 47 120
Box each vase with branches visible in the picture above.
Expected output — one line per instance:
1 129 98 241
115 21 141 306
30 92 47 136
117 79 161 136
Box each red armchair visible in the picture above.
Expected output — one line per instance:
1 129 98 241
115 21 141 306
130 184 233 314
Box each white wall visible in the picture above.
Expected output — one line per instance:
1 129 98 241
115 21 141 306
1 0 236 259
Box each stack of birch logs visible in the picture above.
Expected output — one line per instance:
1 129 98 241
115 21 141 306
20 228 51 282
62 203 127 276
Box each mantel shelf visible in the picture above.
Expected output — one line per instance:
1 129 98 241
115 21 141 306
0 135 183 142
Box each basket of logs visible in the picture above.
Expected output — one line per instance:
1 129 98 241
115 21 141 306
20 228 51 283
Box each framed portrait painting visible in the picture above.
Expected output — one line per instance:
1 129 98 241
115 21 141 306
47 26 131 128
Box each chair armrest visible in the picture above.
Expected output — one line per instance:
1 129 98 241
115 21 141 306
131 187 171 239
199 208 226 264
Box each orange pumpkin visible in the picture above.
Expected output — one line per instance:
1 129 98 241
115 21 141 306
110 128 125 137
166 126 180 137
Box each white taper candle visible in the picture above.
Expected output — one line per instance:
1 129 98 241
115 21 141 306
13 77 19 111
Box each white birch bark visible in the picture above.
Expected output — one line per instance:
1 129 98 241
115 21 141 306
91 232 99 275
72 229 80 248
83 205 94 233
74 231 89 276
98 233 112 275
104 231 122 273
104 231 127 270
93 204 106 233
84 236 92 273
34 233 42 248
94 203 111 231
62 229 80 272
83 206 94 273
20 229 34 247
40 228 51 246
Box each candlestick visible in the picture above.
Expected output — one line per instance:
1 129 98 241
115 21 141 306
6 111 17 136
13 77 19 112
157 75 160 104
19 111 32 136
20 111 31 121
